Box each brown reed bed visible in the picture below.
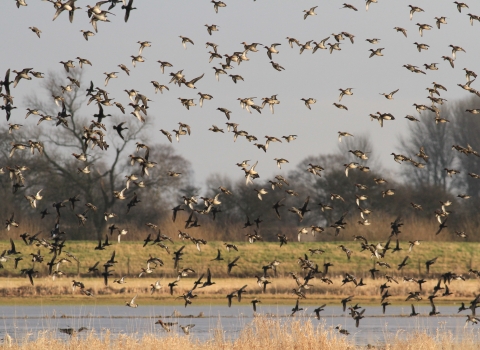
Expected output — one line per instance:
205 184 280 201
2 211 476 244
2 318 480 350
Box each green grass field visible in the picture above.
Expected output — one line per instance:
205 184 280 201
1 239 478 278
1 239 479 305
1 237 479 347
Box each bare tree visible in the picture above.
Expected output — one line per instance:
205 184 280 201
450 96 480 199
337 133 381 171
4 69 193 238
398 113 454 191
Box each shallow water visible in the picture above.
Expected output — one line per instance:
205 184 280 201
0 304 478 346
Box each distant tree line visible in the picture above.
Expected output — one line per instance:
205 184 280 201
0 71 479 242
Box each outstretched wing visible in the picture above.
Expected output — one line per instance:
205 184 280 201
191 73 205 84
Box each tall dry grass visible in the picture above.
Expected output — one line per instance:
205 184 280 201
3 208 476 243
2 318 480 350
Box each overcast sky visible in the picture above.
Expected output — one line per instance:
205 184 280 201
2 0 479 190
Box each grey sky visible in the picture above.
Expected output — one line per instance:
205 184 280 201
2 0 479 190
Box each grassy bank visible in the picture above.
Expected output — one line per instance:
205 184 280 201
1 240 478 278
1 240 479 304
2 318 480 350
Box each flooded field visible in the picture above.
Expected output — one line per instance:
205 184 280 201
1 304 478 347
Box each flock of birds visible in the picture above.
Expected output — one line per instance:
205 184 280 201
1 0 480 339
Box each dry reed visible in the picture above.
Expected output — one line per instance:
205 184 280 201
2 318 480 350
3 211 476 243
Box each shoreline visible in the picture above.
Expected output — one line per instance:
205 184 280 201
1 275 478 303
1 274 478 307
0 295 471 306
